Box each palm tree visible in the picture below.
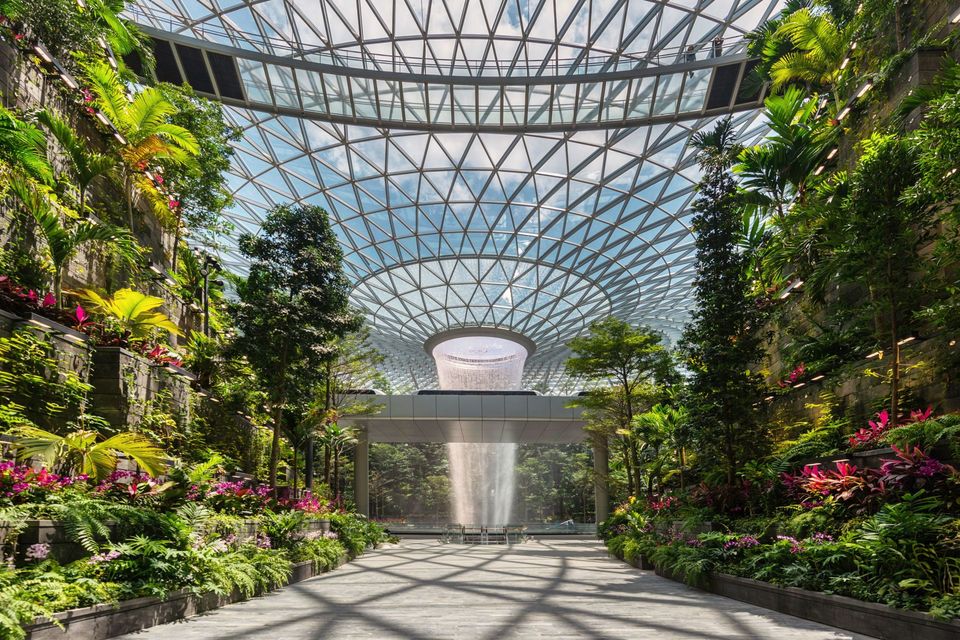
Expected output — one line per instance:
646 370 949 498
81 59 198 230
735 88 837 220
769 8 854 103
37 110 116 216
634 404 690 492
84 0 154 71
9 176 139 307
77 288 182 338
12 425 166 480
316 423 357 498
0 105 53 184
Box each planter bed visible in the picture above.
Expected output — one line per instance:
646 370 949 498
23 557 346 640
613 552 960 640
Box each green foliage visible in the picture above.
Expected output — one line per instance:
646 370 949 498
883 415 960 459
12 425 167 479
291 537 346 572
37 110 117 215
78 288 182 339
0 105 52 184
681 118 768 484
10 175 140 303
156 83 241 244
232 202 359 487
0 328 94 433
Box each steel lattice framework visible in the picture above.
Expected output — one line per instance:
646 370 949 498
131 0 783 392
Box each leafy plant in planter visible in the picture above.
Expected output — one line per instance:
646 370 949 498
0 104 52 184
81 59 199 230
10 175 140 307
10 425 166 480
37 110 117 216
77 288 181 342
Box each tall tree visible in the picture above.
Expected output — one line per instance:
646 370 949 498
681 118 768 485
156 84 241 270
566 317 672 497
834 133 927 425
37 110 116 216
9 176 139 306
82 59 198 230
231 203 357 490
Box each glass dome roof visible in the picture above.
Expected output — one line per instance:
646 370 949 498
130 1 783 392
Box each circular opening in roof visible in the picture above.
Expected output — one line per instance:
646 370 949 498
428 329 533 391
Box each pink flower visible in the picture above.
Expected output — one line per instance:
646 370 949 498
909 406 933 423
25 543 50 561
40 292 56 307
89 550 121 564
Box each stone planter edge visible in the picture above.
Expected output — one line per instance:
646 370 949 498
23 560 331 640
610 551 960 640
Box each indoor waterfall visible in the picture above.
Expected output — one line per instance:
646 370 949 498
431 334 527 525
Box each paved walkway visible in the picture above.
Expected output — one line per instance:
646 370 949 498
117 539 874 639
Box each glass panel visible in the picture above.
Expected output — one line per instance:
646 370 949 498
527 85 552 125
477 86 501 125
266 64 298 109
323 74 351 116
428 83 450 125
553 82 578 124
376 79 403 121
603 79 630 122
402 82 428 123
653 72 682 116
502 86 525 126
237 59 271 105
452 85 476 124
296 69 326 114
626 76 655 119
350 76 378 118
679 68 711 113
577 81 603 123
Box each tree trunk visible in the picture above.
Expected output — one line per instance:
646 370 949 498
888 259 901 426
268 339 290 491
677 447 686 490
53 267 63 309
333 449 340 499
323 444 331 485
305 436 314 493
171 209 183 273
125 171 135 232
268 403 283 491
291 447 298 499
725 425 736 486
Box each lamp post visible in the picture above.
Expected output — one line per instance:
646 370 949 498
192 249 222 337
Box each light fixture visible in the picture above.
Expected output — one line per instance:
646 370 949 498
60 72 79 90
813 165 825 175
94 111 110 127
854 82 873 99
764 395 774 402
837 106 852 121
866 350 882 359
778 279 804 299
946 168 958 178
793 382 806 389
811 374 825 382
33 44 53 64
113 132 127 145
840 57 850 70
950 340 957 347
952 7 960 23
826 148 838 160
897 336 916 346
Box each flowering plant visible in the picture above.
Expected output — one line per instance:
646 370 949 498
0 461 84 504
777 362 806 388
848 409 892 448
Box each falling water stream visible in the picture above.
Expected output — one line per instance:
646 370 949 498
431 335 527 525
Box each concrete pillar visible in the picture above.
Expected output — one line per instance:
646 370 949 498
353 428 369 517
592 433 609 524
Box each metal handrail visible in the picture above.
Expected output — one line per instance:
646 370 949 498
125 6 748 78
